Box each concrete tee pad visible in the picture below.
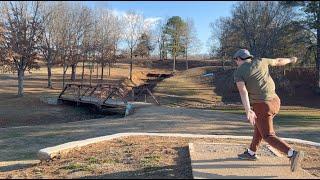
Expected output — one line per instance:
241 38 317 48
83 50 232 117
189 143 316 179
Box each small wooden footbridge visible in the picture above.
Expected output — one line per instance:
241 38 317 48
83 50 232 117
57 73 172 116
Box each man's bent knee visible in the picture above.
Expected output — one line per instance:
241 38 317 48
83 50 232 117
262 133 277 141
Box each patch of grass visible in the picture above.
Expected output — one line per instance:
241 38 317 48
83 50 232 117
61 162 93 172
215 109 243 115
85 157 100 164
274 114 320 127
102 158 119 164
12 152 37 161
218 109 320 127
154 67 215 105
159 88 198 96
124 148 133 154
0 131 24 139
140 155 161 167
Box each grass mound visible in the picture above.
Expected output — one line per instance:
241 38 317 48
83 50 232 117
153 66 225 108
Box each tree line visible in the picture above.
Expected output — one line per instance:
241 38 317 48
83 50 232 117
1 1 318 97
0 1 199 96
208 1 319 89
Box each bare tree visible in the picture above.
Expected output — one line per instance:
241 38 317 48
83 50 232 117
0 1 44 96
122 10 144 80
95 8 120 81
85 31 97 86
80 16 94 83
183 18 201 70
207 22 221 59
153 18 167 61
210 1 307 60
53 2 72 88
39 1 60 89
52 2 92 87
69 5 92 82
108 14 123 77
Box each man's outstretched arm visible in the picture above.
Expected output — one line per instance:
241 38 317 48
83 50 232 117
236 81 257 126
264 57 297 66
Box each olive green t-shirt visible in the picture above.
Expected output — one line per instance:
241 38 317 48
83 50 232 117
233 58 277 103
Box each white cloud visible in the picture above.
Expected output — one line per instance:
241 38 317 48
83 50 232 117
110 9 162 31
111 9 126 18
144 17 162 31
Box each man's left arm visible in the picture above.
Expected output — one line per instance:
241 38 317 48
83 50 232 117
263 57 297 66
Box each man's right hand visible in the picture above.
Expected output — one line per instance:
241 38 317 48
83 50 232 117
246 110 257 126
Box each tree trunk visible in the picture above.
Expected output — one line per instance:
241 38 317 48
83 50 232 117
130 48 133 80
81 59 85 81
71 64 76 81
47 65 52 89
62 57 66 89
108 61 111 76
46 52 53 89
223 52 226 70
17 68 24 97
185 48 188 70
162 39 165 60
159 44 162 61
317 27 320 88
96 63 99 81
165 50 168 60
317 4 320 89
173 51 176 72
89 62 92 86
101 63 104 81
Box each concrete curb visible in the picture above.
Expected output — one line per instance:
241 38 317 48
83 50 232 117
37 132 320 161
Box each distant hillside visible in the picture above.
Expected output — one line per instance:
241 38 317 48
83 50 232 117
153 65 320 109
153 66 241 109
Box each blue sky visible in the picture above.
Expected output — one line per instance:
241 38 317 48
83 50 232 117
84 1 236 54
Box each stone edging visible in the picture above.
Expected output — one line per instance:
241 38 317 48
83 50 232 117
37 132 320 161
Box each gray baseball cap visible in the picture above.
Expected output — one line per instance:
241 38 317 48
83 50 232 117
233 49 253 59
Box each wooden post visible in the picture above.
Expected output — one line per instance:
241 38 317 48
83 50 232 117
146 87 160 105
58 85 69 99
77 85 81 101
89 84 101 96
102 88 117 104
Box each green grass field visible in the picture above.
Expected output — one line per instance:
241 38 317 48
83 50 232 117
216 109 320 128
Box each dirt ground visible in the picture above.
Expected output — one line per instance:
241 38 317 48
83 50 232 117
0 136 319 179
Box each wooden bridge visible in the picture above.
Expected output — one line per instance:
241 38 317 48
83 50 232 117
57 73 172 115
58 83 131 115
58 80 167 116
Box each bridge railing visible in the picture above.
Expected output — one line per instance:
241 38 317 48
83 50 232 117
58 83 129 105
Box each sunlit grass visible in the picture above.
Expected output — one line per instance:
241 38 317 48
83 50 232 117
218 109 320 127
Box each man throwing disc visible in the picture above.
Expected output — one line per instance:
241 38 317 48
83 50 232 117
233 49 302 172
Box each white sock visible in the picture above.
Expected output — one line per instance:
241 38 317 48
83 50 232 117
288 149 294 157
247 148 255 156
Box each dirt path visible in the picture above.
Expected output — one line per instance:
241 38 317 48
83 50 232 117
1 104 318 163
0 104 243 162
